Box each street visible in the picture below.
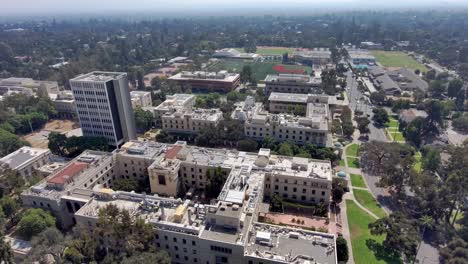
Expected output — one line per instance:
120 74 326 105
345 71 388 142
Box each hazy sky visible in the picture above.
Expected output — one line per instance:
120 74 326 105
1 0 468 15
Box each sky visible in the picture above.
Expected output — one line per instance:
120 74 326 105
1 0 468 16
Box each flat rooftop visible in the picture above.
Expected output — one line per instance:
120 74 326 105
117 141 168 159
269 92 308 103
71 71 125 82
76 190 205 235
155 93 195 111
264 74 322 84
0 147 49 170
245 223 336 264
169 71 239 83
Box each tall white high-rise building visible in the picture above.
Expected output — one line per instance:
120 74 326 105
70 71 136 147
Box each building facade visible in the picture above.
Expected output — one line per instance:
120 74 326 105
130 91 152 108
0 147 52 178
168 71 241 93
22 140 336 264
161 109 223 135
70 71 136 147
264 74 322 95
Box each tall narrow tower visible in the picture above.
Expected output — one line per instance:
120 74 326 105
70 71 136 147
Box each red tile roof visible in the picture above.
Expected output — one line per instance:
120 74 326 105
47 162 88 185
165 145 183 160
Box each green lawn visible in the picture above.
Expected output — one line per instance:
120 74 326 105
235 46 296 55
346 143 360 157
206 59 312 82
353 189 387 219
351 174 367 188
392 132 406 142
347 157 360 168
385 118 399 128
339 159 346 167
371 51 428 73
413 152 422 172
346 200 401 264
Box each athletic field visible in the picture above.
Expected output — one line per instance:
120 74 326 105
371 51 427 73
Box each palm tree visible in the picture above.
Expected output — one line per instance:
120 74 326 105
413 215 434 264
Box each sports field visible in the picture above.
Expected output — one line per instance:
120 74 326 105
206 60 312 82
235 46 296 55
371 51 428 73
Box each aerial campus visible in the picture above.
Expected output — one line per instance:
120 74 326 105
0 5 467 264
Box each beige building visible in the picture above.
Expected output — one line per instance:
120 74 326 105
51 90 76 118
161 108 223 135
264 74 322 95
168 71 241 93
22 141 336 264
130 91 152 108
244 102 330 147
0 147 52 178
153 93 196 127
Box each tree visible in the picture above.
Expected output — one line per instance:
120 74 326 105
18 208 56 239
113 178 139 192
261 136 277 150
425 69 436 80
369 213 420 262
134 107 153 133
421 146 440 172
429 80 445 98
332 178 346 203
0 170 26 197
0 128 28 157
0 197 18 219
205 167 227 200
403 117 425 147
372 108 389 127
240 65 253 85
270 194 283 212
237 139 258 152
121 252 171 264
423 100 445 135
447 79 464 98
452 114 468 132
360 142 415 199
336 236 349 263
455 89 466 111
321 69 338 95
48 131 67 156
440 238 468 264
355 116 370 134
370 91 386 105
137 70 145 90
26 228 66 264
277 142 294 156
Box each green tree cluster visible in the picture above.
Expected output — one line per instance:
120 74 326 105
48 132 109 158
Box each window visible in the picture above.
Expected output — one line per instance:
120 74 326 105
210 245 232 254
158 175 166 185
183 239 186 244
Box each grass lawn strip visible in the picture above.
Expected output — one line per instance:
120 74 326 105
346 143 360 157
350 174 367 188
353 189 387 219
346 200 401 264
347 157 360 168
339 159 346 167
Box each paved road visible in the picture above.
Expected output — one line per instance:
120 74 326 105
345 71 387 142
